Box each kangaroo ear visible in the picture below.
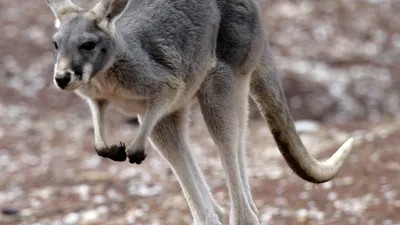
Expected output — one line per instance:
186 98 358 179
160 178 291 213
90 0 130 27
45 0 83 22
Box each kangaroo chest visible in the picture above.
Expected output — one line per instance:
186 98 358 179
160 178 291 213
76 75 148 116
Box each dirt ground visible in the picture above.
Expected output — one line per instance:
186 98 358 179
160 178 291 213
1 0 400 224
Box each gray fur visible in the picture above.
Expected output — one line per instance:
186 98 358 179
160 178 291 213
45 0 354 224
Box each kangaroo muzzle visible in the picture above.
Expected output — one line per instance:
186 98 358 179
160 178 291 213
54 70 73 90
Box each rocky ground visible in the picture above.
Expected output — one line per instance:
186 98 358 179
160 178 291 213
0 0 400 224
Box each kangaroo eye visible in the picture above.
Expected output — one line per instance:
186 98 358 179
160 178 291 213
53 41 58 50
80 42 96 50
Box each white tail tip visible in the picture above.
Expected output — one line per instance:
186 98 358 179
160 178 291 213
342 137 354 151
330 137 354 164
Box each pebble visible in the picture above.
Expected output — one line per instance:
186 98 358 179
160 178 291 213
63 212 80 225
294 120 320 133
296 208 308 223
80 210 100 224
322 181 333 189
81 156 102 169
328 192 338 201
32 186 54 199
2 207 19 215
74 184 90 201
93 195 106 204
77 171 112 183
299 191 309 200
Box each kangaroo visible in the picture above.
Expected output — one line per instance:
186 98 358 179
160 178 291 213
45 0 354 224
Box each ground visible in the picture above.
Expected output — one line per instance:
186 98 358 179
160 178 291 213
0 0 400 224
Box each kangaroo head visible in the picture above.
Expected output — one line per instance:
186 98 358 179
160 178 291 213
46 0 130 91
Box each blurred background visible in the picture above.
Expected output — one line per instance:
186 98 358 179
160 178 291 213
0 0 400 224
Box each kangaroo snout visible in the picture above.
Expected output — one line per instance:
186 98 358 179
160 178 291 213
55 71 72 89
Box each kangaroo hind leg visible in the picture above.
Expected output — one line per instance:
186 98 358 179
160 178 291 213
198 64 259 225
147 107 224 225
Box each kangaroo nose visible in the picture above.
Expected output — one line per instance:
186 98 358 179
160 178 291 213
55 72 71 89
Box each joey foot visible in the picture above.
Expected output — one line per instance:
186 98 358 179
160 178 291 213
127 149 147 164
95 142 127 161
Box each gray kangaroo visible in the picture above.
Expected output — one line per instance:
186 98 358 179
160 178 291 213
45 0 354 224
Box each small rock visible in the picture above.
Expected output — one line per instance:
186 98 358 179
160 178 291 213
107 189 122 201
129 183 163 197
2 207 19 216
77 171 112 183
96 205 109 216
20 154 40 166
296 208 308 223
328 192 338 201
93 195 106 204
336 176 354 186
80 209 100 224
125 211 136 224
82 156 102 169
73 184 90 201
32 186 54 199
383 219 393 225
294 120 320 133
303 182 314 191
20 209 33 217
63 212 80 225
274 197 288 206
119 167 140 180
310 210 325 221
322 181 333 189
299 191 309 200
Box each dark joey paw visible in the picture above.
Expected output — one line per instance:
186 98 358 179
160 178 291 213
127 150 147 164
95 142 127 162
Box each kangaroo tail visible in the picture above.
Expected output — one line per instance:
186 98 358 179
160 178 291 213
249 47 353 183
